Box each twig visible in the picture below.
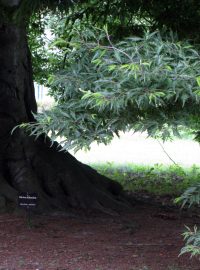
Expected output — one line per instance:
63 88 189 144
157 139 178 165
104 28 133 62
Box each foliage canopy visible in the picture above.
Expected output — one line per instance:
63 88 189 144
22 28 200 151
23 0 200 83
6 0 198 151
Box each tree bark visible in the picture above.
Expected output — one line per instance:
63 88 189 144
0 18 131 214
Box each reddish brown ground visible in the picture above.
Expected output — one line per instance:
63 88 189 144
0 203 199 270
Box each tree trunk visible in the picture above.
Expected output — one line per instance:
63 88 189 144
0 19 131 214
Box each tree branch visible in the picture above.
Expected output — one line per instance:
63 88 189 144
157 139 177 165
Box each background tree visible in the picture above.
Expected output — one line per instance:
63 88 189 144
64 0 200 39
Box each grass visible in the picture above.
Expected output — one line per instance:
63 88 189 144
90 162 200 196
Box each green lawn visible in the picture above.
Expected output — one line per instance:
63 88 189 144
91 162 200 196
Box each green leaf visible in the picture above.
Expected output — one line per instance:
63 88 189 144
196 76 200 87
51 38 68 48
108 64 117 71
48 75 55 85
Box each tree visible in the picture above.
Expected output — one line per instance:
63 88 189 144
28 28 200 151
1 0 200 214
65 0 200 39
29 0 200 85
0 0 131 213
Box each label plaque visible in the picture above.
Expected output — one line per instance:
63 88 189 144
18 192 38 208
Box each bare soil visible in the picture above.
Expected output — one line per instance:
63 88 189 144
0 203 199 270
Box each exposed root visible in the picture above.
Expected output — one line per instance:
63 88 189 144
1 133 133 214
